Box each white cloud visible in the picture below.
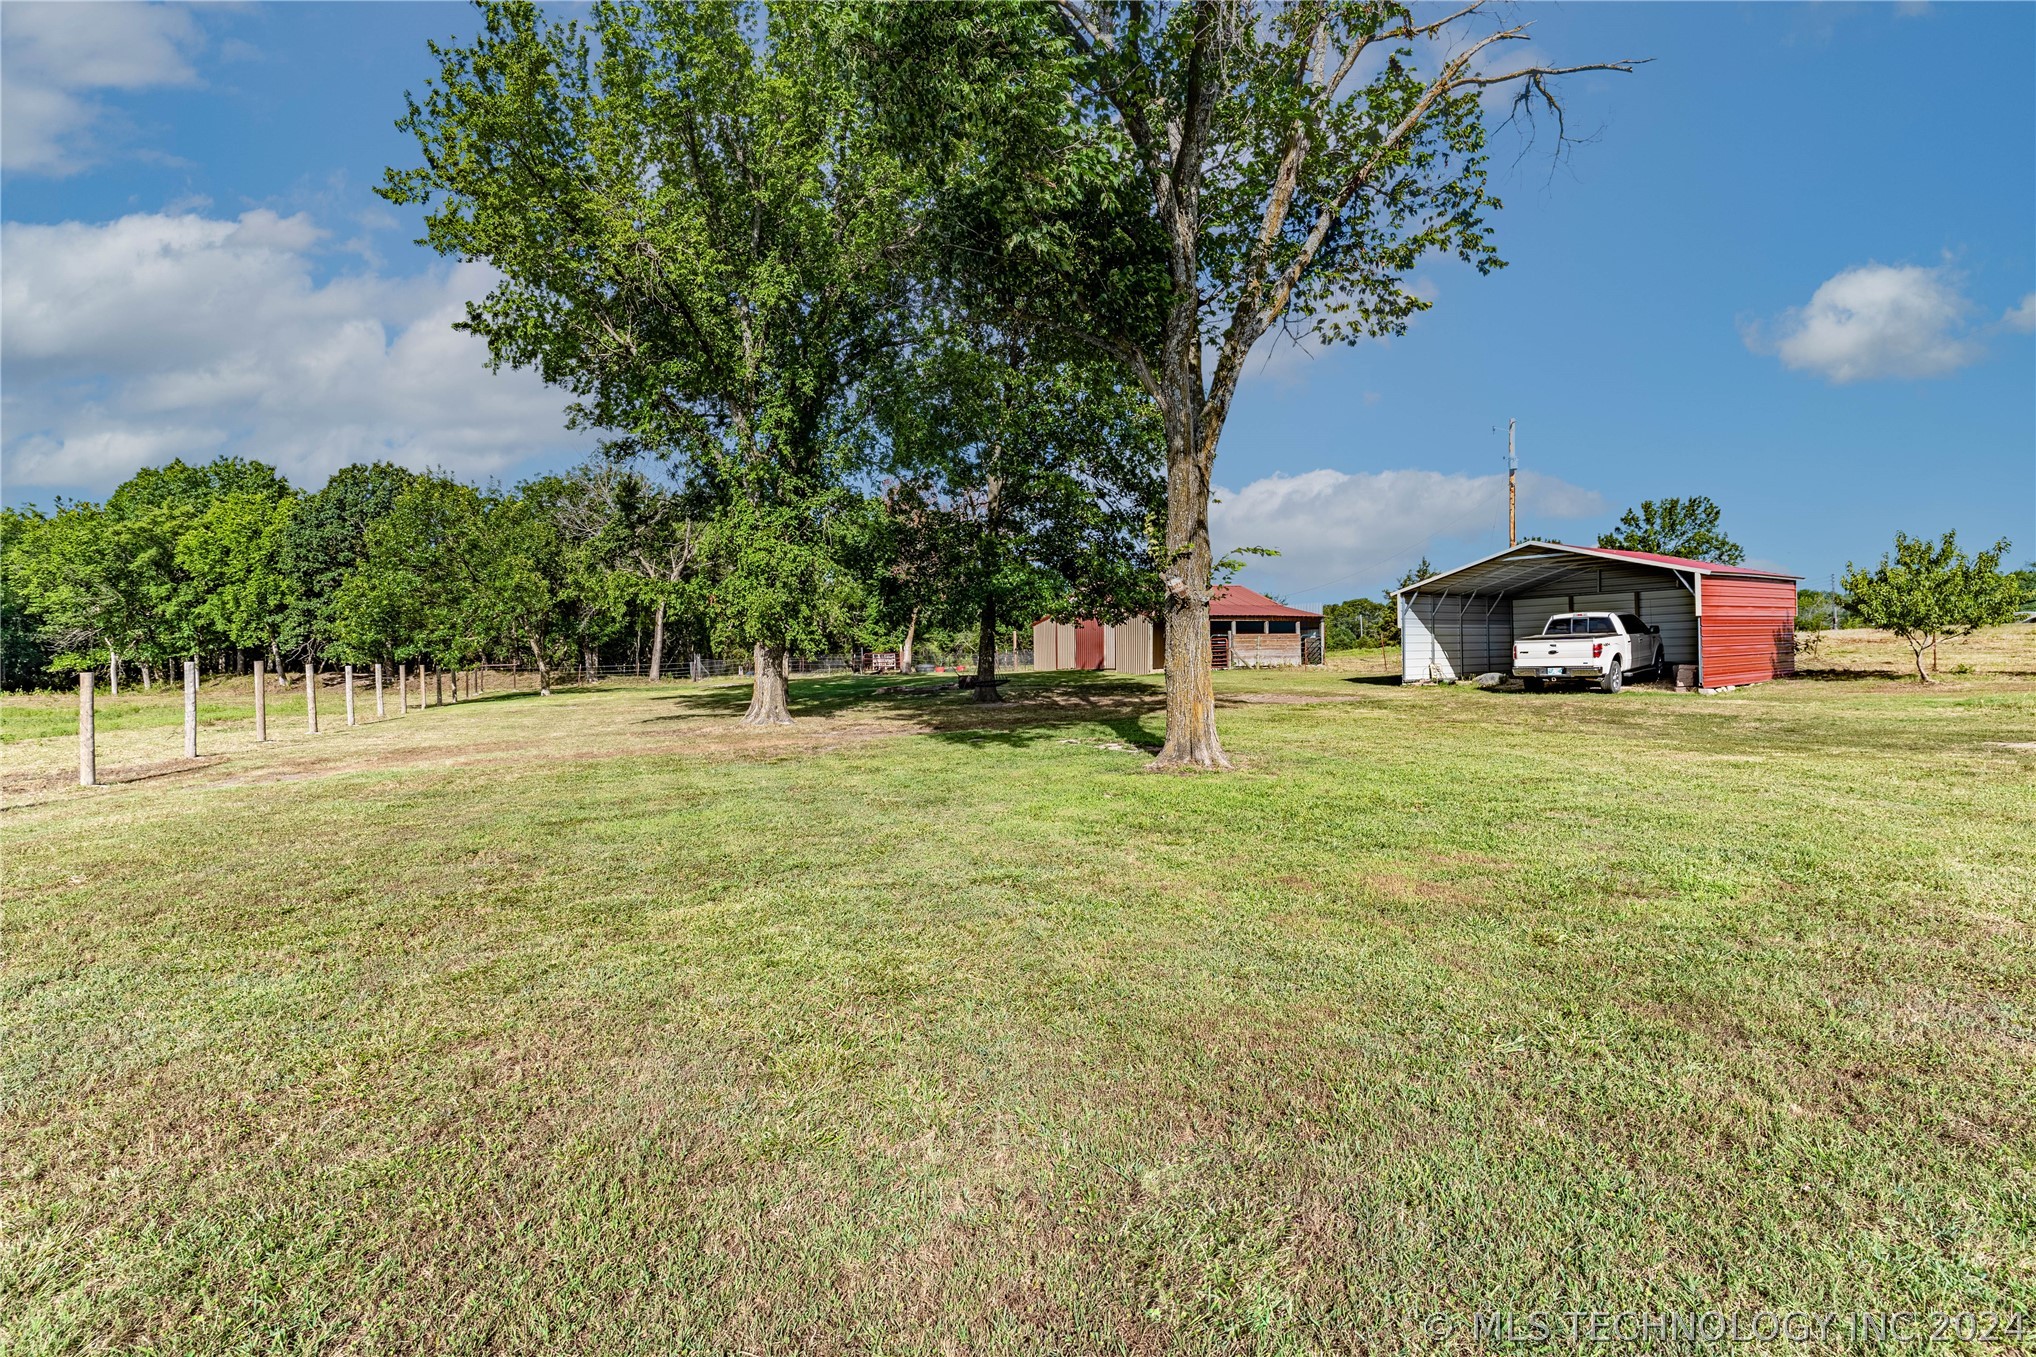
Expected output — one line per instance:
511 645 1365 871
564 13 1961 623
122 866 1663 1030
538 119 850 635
2004 293 2036 334
0 2 210 175
1209 466 1605 603
2 210 590 493
1747 262 1984 383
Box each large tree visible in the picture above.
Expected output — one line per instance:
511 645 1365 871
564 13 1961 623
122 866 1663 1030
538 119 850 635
1598 496 1745 565
385 0 911 725
872 2 1637 767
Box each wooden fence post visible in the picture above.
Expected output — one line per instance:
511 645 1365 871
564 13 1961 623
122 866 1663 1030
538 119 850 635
399 663 408 715
435 670 443 707
374 663 385 718
79 672 96 786
184 660 199 758
306 661 318 732
345 665 357 726
254 659 267 741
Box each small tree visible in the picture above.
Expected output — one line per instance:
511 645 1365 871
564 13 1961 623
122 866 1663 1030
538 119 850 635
1394 558 1436 594
867 319 1163 702
1598 497 1744 564
1841 531 2017 682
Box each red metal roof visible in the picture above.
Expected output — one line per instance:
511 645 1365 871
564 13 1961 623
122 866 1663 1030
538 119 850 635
1209 585 1322 620
1551 544 1800 580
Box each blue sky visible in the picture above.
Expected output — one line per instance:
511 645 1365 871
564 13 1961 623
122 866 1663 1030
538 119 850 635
3 2 2031 606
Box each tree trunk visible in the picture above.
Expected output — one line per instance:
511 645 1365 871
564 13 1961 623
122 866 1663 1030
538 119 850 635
1913 640 1935 684
649 599 666 682
974 598 1002 704
742 641 792 725
529 639 550 696
1150 369 1229 770
900 606 918 671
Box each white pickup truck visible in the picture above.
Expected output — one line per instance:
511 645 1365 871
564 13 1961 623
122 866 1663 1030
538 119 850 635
1512 611 1665 693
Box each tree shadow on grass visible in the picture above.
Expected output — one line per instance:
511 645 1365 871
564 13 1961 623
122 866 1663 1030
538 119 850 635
644 670 1167 750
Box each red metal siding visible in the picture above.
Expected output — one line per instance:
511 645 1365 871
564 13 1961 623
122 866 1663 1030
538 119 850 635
1073 621 1106 670
1699 577 1797 686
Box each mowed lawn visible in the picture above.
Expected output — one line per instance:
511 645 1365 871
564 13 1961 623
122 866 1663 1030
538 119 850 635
3 631 2032 1354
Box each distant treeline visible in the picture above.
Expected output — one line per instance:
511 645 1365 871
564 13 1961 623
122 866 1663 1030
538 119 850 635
1 442 1161 694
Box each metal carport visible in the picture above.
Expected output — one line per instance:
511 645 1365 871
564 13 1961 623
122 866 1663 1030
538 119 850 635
1393 543 1799 687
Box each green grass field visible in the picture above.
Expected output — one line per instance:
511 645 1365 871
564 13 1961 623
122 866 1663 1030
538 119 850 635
3 629 2032 1353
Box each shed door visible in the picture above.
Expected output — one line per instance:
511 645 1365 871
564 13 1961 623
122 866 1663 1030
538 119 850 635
1074 621 1106 670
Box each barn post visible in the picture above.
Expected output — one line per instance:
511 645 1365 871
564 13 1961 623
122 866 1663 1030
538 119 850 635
79 671 97 786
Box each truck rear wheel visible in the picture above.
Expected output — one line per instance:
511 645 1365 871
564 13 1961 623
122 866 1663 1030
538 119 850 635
1600 660 1623 694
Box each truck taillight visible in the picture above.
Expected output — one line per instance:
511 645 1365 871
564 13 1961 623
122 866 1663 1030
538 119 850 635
1592 642 1604 658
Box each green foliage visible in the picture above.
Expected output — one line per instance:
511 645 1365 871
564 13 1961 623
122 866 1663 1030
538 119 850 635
278 461 418 663
1597 497 1745 564
702 488 884 660
175 491 298 656
2008 561 2036 611
1394 558 1436 593
334 475 566 672
104 457 291 518
1 510 58 687
1324 596 1397 649
385 1 914 674
1795 588 1856 632
867 319 1165 655
1841 531 2018 681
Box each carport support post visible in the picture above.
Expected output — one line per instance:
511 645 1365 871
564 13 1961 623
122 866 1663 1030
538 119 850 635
254 660 267 741
374 662 385 718
344 665 357 726
184 660 198 758
79 671 96 786
306 661 318 733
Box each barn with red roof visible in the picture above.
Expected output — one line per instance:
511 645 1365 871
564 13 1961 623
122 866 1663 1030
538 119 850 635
1034 585 1324 674
1393 542 1799 688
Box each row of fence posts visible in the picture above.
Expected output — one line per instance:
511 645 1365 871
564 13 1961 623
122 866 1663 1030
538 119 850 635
77 658 505 788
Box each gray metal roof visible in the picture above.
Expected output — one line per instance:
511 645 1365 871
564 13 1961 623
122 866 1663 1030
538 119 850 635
1394 542 1797 598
